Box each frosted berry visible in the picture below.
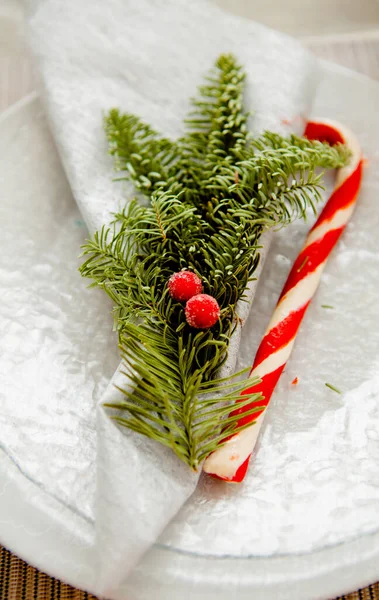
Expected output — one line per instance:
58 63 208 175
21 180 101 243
185 294 220 329
168 271 203 302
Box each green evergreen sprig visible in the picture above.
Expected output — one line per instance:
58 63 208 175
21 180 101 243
80 54 350 469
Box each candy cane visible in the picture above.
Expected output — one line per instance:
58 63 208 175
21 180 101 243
203 119 363 483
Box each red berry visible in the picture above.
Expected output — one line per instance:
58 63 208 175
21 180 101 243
185 294 220 329
168 271 203 302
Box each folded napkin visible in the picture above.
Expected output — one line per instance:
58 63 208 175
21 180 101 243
26 0 319 595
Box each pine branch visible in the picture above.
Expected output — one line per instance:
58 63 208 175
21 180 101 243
178 53 250 204
105 109 180 196
106 325 263 469
80 53 351 468
184 53 249 158
251 130 351 168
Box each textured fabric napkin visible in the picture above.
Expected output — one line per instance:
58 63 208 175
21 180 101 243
26 0 319 595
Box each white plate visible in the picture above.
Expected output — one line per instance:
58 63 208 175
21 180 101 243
1 61 379 600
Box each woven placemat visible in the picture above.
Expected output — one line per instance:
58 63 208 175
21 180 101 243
0 544 378 600
0 545 97 600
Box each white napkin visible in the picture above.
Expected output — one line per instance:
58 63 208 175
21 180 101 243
26 0 319 595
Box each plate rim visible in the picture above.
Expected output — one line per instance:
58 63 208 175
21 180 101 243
1 61 379 599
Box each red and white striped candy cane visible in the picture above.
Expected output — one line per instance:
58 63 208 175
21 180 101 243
203 119 363 483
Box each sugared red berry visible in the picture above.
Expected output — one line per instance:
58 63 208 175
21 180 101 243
185 294 220 329
167 271 203 302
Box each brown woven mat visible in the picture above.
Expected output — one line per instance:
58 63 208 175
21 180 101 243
0 546 97 600
0 544 378 600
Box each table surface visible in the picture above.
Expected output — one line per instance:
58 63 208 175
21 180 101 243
1 1 379 599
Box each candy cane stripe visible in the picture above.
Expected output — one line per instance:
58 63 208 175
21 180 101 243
203 119 363 483
255 303 309 366
275 264 325 324
318 165 362 217
306 203 356 247
279 232 340 300
252 339 295 379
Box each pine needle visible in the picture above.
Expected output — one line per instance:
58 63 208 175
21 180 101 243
297 256 309 273
325 382 342 394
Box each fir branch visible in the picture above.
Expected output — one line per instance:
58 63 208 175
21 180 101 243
106 326 263 469
80 53 351 468
105 109 179 196
184 53 249 158
251 131 351 168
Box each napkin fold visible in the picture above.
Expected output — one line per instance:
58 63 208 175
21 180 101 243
26 0 319 594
